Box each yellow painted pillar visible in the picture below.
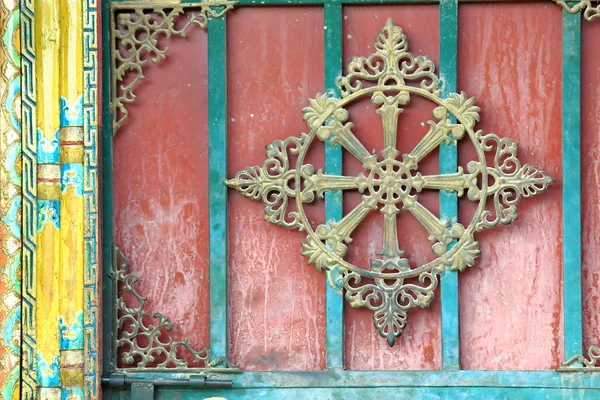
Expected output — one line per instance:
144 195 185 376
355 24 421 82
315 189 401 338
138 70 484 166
35 0 62 398
59 0 85 398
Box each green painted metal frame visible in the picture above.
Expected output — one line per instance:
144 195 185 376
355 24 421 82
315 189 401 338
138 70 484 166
324 1 345 370
101 0 596 398
439 0 460 372
207 12 230 362
562 7 583 363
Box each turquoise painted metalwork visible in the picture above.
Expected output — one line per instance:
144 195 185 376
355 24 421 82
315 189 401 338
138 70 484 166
439 0 460 371
562 8 583 362
208 12 230 360
324 0 345 370
115 386 600 400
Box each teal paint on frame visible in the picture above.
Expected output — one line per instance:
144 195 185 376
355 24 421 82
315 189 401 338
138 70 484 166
60 95 84 127
142 387 600 400
59 311 84 350
36 353 60 387
1 367 19 400
62 387 84 400
208 13 229 359
5 75 21 131
3 193 22 239
562 9 583 361
37 200 60 232
5 140 22 187
61 163 84 197
1 305 21 355
1 9 20 68
324 0 344 370
439 0 460 371
37 128 60 163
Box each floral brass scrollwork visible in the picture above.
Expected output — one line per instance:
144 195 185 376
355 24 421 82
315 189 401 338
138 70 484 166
111 1 236 133
555 0 600 21
226 19 555 346
112 247 239 371
558 345 600 372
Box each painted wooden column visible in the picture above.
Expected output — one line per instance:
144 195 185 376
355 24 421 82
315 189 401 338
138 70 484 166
35 0 62 397
0 0 23 398
59 0 85 398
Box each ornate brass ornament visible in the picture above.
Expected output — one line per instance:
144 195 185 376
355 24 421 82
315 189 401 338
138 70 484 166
555 0 600 21
558 345 600 372
111 1 237 133
226 20 555 346
112 247 239 371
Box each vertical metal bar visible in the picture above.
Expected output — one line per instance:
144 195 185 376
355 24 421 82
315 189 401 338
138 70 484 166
324 1 345 370
208 13 229 359
562 8 582 361
439 0 460 371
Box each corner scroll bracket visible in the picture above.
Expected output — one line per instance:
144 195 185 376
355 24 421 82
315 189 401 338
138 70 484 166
554 0 600 21
110 246 240 372
111 0 237 134
558 345 600 372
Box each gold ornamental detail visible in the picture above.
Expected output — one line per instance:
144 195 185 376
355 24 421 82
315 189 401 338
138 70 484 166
112 247 239 371
558 345 600 372
111 1 236 133
226 19 555 346
555 0 600 21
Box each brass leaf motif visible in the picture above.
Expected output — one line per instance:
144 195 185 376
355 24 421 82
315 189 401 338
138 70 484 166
555 0 600 21
226 19 554 346
111 1 237 133
112 247 238 371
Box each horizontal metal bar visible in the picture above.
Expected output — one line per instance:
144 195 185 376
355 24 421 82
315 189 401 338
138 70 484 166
112 0 550 7
101 374 233 389
119 370 600 390
152 388 600 400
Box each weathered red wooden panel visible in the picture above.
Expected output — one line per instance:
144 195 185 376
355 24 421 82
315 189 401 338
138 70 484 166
342 5 442 370
227 7 327 371
582 20 600 353
113 25 210 360
458 3 563 370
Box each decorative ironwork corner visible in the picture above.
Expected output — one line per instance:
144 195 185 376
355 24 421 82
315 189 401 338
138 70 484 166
555 0 600 21
226 18 555 347
112 247 239 372
111 0 237 134
558 345 600 372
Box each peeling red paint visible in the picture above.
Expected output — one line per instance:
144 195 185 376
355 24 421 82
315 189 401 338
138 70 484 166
458 4 563 370
113 24 211 365
227 7 327 371
581 21 600 354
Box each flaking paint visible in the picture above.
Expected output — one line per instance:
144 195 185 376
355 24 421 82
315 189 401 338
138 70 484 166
457 3 564 370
